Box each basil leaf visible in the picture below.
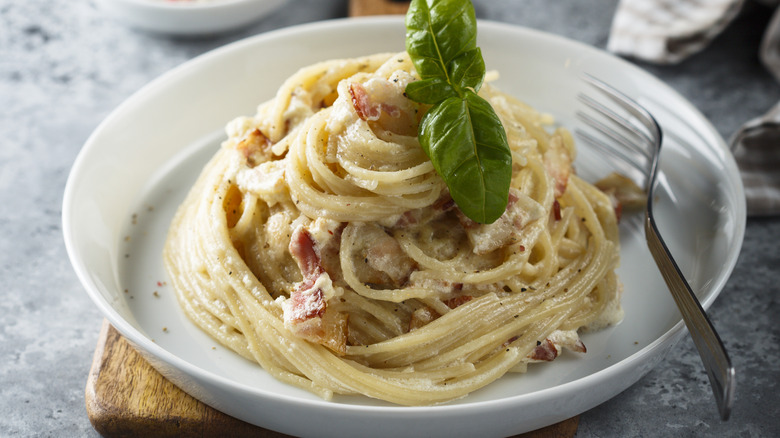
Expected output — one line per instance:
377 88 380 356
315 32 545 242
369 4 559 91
405 0 478 81
449 47 485 91
405 0 511 224
419 90 511 224
405 78 455 104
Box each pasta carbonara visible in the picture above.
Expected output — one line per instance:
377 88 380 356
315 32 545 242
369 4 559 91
163 52 624 405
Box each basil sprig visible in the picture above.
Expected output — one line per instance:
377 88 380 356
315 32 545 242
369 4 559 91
405 0 511 224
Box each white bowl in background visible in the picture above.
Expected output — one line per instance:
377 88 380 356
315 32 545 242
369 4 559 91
96 0 289 35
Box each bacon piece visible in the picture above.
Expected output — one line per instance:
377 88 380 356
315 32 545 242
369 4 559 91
289 227 323 281
314 221 345 283
349 83 378 121
569 339 587 353
348 82 401 121
552 199 562 221
526 330 587 362
549 329 587 353
284 226 348 354
364 230 416 286
444 295 472 309
529 339 559 361
236 128 272 167
286 227 326 322
503 335 520 348
286 288 325 322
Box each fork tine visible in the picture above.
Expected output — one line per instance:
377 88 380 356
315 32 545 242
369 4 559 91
580 73 661 143
579 74 663 182
575 127 648 182
576 94 654 163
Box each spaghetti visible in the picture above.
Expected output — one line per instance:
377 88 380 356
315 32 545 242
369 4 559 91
163 52 624 405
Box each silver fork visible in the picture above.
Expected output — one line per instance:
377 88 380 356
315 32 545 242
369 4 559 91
575 74 735 421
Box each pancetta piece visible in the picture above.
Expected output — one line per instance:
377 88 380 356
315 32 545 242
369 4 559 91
284 225 347 354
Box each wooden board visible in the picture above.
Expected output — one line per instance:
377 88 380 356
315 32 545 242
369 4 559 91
349 0 412 16
85 321 290 437
84 2 579 436
86 320 579 437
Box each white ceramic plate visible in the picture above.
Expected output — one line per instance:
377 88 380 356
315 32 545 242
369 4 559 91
96 0 288 35
63 17 745 437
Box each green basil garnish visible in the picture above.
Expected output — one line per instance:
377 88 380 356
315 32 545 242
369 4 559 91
405 0 511 224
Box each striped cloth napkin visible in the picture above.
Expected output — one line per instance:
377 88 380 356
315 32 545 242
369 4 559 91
607 0 745 64
607 0 780 216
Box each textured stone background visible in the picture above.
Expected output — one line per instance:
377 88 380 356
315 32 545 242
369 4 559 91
1 0 778 436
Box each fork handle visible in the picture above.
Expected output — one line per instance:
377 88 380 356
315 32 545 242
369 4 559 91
645 214 735 420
